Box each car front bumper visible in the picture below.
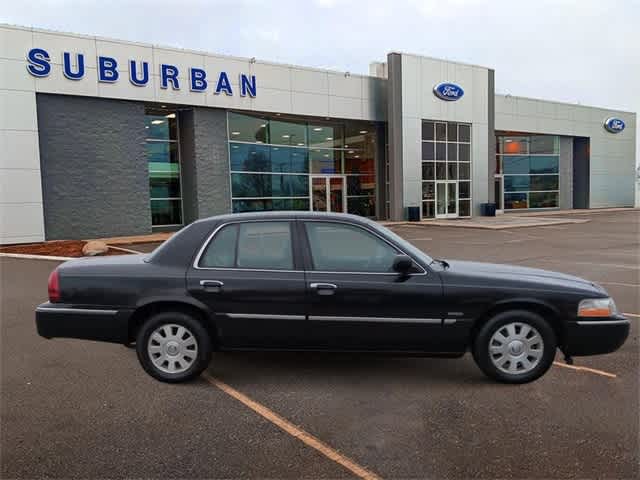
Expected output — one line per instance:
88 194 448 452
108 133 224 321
36 302 132 344
565 314 630 356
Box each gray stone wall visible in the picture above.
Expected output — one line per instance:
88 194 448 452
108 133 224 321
179 107 230 221
559 136 574 209
36 94 150 240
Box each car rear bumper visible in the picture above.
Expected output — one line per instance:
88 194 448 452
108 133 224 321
36 302 132 344
565 315 630 356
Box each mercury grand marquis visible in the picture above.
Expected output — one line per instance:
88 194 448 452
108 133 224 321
35 212 630 384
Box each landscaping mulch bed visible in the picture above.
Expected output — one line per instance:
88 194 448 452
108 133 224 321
0 240 129 258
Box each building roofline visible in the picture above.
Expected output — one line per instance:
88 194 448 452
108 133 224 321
495 92 637 116
1 22 380 81
387 51 494 71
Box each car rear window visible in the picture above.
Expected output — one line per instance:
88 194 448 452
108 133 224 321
198 221 293 270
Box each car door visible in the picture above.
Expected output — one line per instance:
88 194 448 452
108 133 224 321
186 220 308 349
300 220 445 352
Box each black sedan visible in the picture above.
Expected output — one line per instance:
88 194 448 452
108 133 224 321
36 212 630 384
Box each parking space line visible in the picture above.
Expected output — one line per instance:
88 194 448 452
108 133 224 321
597 281 640 288
201 372 382 480
552 361 617 378
623 312 639 318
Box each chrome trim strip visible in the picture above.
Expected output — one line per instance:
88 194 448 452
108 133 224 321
225 313 306 321
443 318 457 325
576 319 630 326
36 307 118 316
309 316 441 324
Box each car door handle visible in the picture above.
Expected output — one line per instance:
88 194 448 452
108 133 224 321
310 283 337 296
200 280 224 293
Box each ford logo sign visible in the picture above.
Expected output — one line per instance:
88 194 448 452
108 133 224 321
433 82 464 101
604 117 625 134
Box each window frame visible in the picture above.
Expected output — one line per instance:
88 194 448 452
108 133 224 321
194 220 301 272
300 220 427 275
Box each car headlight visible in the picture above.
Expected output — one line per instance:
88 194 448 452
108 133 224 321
577 298 618 317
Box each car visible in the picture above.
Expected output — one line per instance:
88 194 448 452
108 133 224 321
35 212 630 384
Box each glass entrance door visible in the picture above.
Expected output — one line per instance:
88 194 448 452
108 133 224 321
435 181 458 218
310 175 346 213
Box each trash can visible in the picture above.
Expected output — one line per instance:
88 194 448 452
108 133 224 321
407 206 421 221
480 203 497 217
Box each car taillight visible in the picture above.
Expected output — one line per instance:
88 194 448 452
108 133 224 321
48 269 60 303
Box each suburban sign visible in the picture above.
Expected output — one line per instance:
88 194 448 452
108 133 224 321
433 82 464 101
25 48 257 97
603 117 625 134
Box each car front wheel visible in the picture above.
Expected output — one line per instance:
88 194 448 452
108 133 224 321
473 310 556 384
136 311 212 383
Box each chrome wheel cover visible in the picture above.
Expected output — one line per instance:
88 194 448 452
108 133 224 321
489 322 544 375
147 323 198 374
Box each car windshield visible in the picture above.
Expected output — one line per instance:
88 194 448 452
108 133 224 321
365 219 434 265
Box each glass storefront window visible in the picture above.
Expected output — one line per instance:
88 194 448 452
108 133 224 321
145 114 177 140
146 109 182 227
310 149 340 174
530 135 559 154
230 143 308 173
421 120 472 218
497 134 560 210
231 173 309 198
228 112 269 143
270 120 307 146
229 112 377 218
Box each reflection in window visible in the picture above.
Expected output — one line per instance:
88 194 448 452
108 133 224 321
305 222 399 272
228 112 377 218
146 109 182 227
236 222 293 270
497 134 560 210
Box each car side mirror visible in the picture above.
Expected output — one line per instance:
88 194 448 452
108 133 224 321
392 255 413 274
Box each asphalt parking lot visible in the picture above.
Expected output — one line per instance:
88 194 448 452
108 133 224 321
1 210 638 479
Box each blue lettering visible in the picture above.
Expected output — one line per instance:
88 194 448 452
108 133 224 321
215 71 233 96
240 74 256 97
190 68 207 92
98 56 119 82
26 48 51 77
129 60 149 86
160 64 180 90
62 52 85 80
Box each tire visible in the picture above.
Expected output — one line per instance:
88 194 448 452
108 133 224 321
136 311 212 383
473 310 556 384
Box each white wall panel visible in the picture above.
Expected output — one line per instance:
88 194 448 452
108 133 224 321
0 89 38 131
0 130 40 170
0 204 45 242
328 95 362 119
0 58 36 91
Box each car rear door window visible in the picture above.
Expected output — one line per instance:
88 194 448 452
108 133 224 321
304 222 399 272
199 224 239 268
236 222 293 270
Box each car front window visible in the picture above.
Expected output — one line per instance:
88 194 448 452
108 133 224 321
304 221 400 273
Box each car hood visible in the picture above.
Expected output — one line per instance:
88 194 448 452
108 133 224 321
442 259 605 294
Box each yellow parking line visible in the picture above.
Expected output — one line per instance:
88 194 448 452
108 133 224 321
553 361 617 378
202 372 382 480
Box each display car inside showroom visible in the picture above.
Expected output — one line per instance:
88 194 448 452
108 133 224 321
0 24 636 244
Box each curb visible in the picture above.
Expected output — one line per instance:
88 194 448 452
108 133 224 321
0 253 73 261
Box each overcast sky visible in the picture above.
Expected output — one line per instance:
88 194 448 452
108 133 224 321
3 0 639 162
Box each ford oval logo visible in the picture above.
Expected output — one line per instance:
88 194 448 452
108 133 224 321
604 117 625 134
433 82 464 101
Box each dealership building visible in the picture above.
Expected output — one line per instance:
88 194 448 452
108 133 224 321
0 24 637 244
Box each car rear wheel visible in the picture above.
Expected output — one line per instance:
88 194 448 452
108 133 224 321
136 311 212 383
473 310 556 384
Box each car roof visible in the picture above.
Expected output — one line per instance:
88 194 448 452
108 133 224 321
193 211 377 227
